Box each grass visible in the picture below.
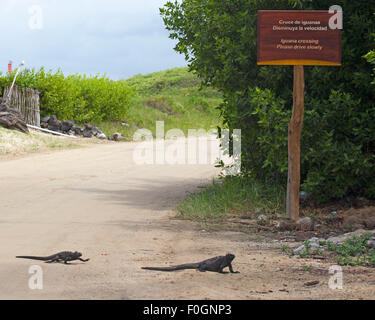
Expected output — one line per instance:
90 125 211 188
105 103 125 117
94 68 223 138
0 127 80 157
177 175 285 224
327 234 375 267
301 265 312 271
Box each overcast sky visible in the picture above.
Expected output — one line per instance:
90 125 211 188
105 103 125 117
0 0 187 79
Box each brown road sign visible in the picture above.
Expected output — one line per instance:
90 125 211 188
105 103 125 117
257 10 341 66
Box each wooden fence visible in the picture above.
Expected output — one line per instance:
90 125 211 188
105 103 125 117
2 85 40 127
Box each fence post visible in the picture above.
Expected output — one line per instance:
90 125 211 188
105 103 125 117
2 85 40 127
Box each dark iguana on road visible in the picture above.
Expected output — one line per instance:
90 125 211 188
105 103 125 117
16 251 89 264
142 253 239 274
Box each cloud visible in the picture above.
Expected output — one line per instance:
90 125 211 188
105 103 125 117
0 0 186 79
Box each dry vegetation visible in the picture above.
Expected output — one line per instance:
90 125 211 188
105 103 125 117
0 127 88 158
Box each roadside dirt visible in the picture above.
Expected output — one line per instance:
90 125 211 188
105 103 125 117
0 140 374 300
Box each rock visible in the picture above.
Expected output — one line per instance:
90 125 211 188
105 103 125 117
293 244 307 255
353 197 371 208
85 123 93 130
72 126 83 135
41 116 50 123
309 242 321 249
83 129 93 138
61 120 75 132
327 229 375 246
48 120 62 132
48 115 57 125
367 240 375 250
343 215 364 231
48 127 61 133
257 214 268 226
40 122 48 129
293 237 323 255
364 217 375 229
97 133 107 140
277 220 297 231
64 120 75 126
308 237 320 245
91 126 100 136
113 132 121 142
62 120 74 127
297 217 314 231
304 281 320 287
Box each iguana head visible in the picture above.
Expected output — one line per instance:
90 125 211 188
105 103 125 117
73 251 82 258
226 253 235 261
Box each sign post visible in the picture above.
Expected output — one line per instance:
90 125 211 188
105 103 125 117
287 65 305 221
257 10 342 221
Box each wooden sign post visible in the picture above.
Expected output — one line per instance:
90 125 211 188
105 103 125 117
257 10 342 221
288 65 305 221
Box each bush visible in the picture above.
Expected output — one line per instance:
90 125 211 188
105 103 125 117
161 0 375 203
227 87 375 202
0 67 133 123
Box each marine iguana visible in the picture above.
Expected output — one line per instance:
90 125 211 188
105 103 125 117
16 251 89 264
142 253 239 273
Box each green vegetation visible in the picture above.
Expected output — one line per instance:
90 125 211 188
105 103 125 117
327 234 375 267
0 68 133 123
287 234 375 267
301 265 312 272
122 67 222 136
281 245 293 255
177 176 285 223
364 32 375 85
161 0 375 203
0 67 222 139
299 240 313 259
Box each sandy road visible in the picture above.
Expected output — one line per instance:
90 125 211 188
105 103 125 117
0 140 374 300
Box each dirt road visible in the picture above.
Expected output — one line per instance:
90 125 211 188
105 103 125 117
0 140 374 300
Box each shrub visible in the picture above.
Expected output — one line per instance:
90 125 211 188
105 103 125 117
0 67 133 123
161 0 375 203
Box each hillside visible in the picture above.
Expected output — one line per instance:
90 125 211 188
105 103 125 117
0 67 223 157
98 67 223 137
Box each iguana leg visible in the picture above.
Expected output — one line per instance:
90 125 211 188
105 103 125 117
218 268 229 274
45 258 60 263
229 263 240 274
198 264 207 272
218 262 231 274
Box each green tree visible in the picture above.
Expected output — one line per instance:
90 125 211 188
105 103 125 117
161 0 375 202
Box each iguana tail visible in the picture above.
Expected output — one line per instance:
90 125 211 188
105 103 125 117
16 255 55 261
142 263 199 272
